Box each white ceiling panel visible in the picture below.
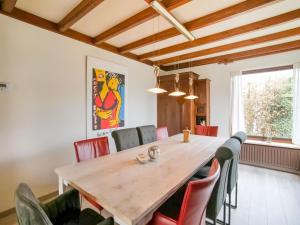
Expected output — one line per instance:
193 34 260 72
16 0 82 23
71 0 148 37
107 0 243 46
131 0 300 55
107 15 174 47
163 36 300 66
170 0 243 24
150 19 300 61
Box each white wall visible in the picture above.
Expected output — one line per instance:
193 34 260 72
162 50 300 138
0 15 156 212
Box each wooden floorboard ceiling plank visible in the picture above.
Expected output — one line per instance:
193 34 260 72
119 0 277 53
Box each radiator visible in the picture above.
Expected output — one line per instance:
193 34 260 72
240 143 300 174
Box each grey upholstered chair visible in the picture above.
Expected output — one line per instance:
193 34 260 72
227 131 247 213
231 131 247 144
194 138 240 225
15 183 114 225
136 125 157 145
111 128 140 152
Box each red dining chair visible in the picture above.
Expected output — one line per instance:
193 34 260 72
148 159 220 225
157 127 169 141
195 125 218 137
73 137 110 210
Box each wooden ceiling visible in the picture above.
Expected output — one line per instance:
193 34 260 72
1 0 300 71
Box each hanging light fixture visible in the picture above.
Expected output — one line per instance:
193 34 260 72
148 65 167 94
184 76 198 100
169 73 186 96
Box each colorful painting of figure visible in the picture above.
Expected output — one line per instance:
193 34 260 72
92 68 125 130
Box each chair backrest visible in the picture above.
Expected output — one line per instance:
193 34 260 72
228 131 245 193
111 128 140 151
195 125 218 137
74 137 110 162
137 125 157 145
177 160 220 225
15 183 52 225
156 127 169 141
231 131 247 144
206 138 240 220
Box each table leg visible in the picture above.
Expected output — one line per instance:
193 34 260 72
58 176 64 195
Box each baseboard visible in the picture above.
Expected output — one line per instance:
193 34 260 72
0 190 58 219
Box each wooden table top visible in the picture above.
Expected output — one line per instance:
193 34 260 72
55 134 226 225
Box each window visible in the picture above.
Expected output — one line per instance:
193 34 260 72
242 65 293 140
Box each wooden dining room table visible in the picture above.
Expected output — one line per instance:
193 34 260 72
55 134 226 225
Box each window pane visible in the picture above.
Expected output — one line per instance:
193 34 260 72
242 69 293 139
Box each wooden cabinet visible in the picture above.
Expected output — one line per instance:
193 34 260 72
157 72 210 136
194 78 210 126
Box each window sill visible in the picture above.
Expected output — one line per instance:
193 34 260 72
245 140 300 150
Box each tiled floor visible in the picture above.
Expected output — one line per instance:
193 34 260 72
1 165 300 225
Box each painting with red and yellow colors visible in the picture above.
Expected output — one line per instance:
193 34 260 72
92 68 125 130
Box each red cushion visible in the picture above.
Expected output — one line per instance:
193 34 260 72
195 126 218 137
74 137 110 162
157 127 169 141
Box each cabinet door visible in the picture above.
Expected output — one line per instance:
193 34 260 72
157 94 181 136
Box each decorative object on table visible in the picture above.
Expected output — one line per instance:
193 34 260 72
86 56 127 138
148 145 161 160
183 129 191 142
148 65 167 94
169 73 186 96
136 153 149 164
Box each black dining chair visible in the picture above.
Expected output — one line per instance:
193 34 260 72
111 128 140 152
194 138 241 225
15 183 114 225
136 125 157 145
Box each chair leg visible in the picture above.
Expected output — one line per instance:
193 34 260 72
232 183 238 209
223 202 226 224
228 194 231 225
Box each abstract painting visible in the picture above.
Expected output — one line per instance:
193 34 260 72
87 57 127 137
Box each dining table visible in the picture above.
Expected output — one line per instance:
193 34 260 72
55 134 226 225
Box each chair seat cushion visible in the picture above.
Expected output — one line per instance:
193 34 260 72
52 208 112 225
193 166 210 178
79 208 106 225
157 185 186 221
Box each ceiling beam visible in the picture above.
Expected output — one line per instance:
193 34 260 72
1 0 17 13
119 0 277 53
93 0 191 45
139 8 300 60
0 8 154 67
155 27 300 65
58 0 105 32
162 39 300 71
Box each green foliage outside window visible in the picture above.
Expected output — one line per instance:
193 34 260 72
242 70 293 139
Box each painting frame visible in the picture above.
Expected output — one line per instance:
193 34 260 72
86 56 128 138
